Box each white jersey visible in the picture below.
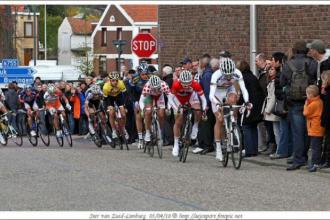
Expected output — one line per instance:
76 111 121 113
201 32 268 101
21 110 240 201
209 68 249 105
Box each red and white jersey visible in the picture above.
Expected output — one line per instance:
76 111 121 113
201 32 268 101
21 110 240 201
142 80 170 97
171 80 204 97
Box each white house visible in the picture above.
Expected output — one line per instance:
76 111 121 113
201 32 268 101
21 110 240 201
58 17 98 67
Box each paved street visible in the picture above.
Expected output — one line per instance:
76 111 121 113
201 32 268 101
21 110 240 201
0 136 329 211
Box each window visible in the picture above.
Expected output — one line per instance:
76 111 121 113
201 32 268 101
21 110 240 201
140 28 151 33
101 28 107 46
99 56 107 75
116 28 122 40
24 22 33 37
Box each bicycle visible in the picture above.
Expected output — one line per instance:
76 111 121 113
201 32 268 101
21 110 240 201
144 106 162 158
91 108 113 148
0 111 23 147
219 103 248 170
177 104 204 163
110 104 129 150
50 109 72 147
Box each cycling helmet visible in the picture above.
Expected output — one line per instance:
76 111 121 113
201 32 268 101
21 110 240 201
47 84 56 94
149 75 161 89
109 71 120 80
90 84 101 95
24 84 33 91
179 70 193 84
137 62 148 74
220 58 236 76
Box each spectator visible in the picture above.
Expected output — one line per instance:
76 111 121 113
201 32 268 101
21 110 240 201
64 83 75 134
303 85 324 172
70 85 82 135
256 53 275 153
307 39 330 86
78 83 88 135
210 58 219 72
280 40 318 171
33 77 42 89
196 54 215 154
4 83 19 131
180 57 193 71
320 71 330 168
261 66 281 158
272 52 293 160
85 76 93 88
237 60 265 157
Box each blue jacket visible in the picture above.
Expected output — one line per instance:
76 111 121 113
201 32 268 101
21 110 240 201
79 92 86 114
200 65 213 107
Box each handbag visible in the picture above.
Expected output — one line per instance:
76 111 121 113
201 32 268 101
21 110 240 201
273 98 288 117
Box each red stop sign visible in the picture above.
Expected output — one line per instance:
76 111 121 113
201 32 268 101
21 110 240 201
131 33 157 58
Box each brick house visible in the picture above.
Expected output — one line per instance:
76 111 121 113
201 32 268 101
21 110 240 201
91 4 158 76
158 5 330 70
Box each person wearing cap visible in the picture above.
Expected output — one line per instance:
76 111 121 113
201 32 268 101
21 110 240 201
280 40 318 171
307 39 330 86
181 57 193 71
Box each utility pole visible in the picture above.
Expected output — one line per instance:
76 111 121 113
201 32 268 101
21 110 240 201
44 4 47 60
112 40 127 73
33 5 37 66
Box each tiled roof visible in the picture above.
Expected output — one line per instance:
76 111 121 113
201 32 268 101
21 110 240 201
67 17 97 35
121 5 158 22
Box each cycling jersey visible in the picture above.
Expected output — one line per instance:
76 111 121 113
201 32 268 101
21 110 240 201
103 80 126 97
139 80 173 110
85 91 104 110
209 68 249 113
19 90 38 110
171 79 207 111
44 91 65 111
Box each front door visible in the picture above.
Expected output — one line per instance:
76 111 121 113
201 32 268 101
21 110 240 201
24 48 33 66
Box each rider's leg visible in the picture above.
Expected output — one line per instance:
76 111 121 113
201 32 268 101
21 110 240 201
108 107 117 138
134 102 144 149
214 111 223 161
173 112 183 156
190 92 201 140
88 108 96 135
144 104 152 142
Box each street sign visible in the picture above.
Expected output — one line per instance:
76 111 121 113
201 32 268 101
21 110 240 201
2 59 18 68
131 33 157 58
0 67 35 85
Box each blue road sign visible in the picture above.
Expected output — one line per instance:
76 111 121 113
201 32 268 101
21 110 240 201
0 67 35 85
2 59 18 68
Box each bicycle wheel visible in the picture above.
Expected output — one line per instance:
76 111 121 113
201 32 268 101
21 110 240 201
26 125 38 147
55 128 64 147
123 135 129 151
9 126 23 147
62 121 72 147
0 127 8 146
101 123 113 146
221 139 229 167
181 117 192 163
38 123 49 146
152 119 162 159
231 125 243 169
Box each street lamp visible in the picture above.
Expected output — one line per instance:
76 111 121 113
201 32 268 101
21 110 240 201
112 39 126 75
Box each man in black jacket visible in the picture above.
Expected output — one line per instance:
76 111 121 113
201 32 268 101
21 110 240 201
280 40 318 170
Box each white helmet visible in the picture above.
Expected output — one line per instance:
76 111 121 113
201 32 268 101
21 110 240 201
179 70 193 84
90 84 101 94
220 58 236 76
47 84 56 94
149 75 161 89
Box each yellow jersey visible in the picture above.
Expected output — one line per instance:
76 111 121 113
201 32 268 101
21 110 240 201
103 80 126 97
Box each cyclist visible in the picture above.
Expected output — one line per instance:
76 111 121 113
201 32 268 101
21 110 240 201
209 57 251 161
84 84 111 143
170 70 207 157
128 62 151 149
0 92 8 144
44 84 71 138
19 85 38 136
103 71 129 140
139 75 175 146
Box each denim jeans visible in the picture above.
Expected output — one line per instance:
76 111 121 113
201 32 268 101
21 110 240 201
310 136 323 165
7 112 18 132
67 111 75 134
38 110 48 134
276 117 293 156
242 122 259 156
264 120 276 145
288 104 308 165
273 121 280 146
79 114 89 135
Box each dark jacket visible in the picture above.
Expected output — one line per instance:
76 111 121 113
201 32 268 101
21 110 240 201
163 73 173 88
239 69 265 124
258 68 268 97
321 86 330 129
5 89 19 111
280 54 317 105
200 65 213 107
